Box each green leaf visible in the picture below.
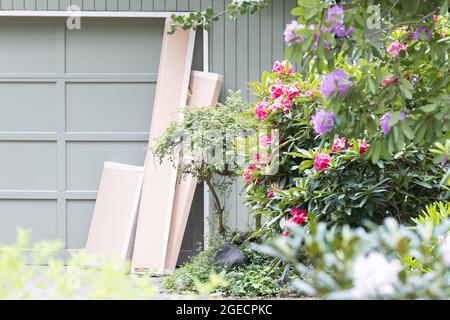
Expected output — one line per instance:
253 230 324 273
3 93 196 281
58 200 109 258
400 122 415 140
421 104 437 113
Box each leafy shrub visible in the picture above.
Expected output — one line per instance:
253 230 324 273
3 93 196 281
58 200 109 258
0 230 155 299
152 90 250 234
412 201 450 226
163 234 292 298
243 63 448 235
253 216 450 299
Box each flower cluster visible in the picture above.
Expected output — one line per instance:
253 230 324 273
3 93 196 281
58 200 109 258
352 252 401 299
311 108 334 135
242 136 274 183
313 138 369 171
387 41 407 57
380 112 406 135
313 153 331 171
412 26 433 40
320 69 353 99
325 5 354 37
271 60 294 75
332 137 369 155
254 61 300 120
282 208 308 236
332 137 347 152
283 5 354 49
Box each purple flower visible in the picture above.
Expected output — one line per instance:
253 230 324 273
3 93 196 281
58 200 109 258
441 158 449 166
284 21 314 46
380 112 407 135
311 108 334 135
327 6 344 25
326 5 354 38
380 113 392 135
412 27 433 40
311 32 330 50
320 69 353 99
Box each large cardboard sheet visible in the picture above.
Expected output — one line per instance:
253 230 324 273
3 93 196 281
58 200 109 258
85 162 144 261
164 71 223 271
131 20 196 273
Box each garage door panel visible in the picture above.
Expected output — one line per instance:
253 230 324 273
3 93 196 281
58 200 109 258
0 200 57 245
0 83 57 132
65 20 164 74
0 22 57 74
66 141 147 191
66 200 95 249
66 82 154 132
0 141 57 190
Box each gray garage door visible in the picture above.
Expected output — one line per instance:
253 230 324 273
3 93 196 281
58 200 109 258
0 17 203 263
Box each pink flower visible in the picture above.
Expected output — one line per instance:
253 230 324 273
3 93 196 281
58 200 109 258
282 230 290 237
272 60 294 75
259 134 273 147
280 98 292 112
381 77 399 87
433 15 439 23
387 41 407 57
270 80 284 99
283 84 300 99
332 137 347 152
314 153 331 171
267 189 274 198
284 208 308 227
305 90 315 97
290 208 308 218
359 139 369 155
254 101 269 120
243 164 256 182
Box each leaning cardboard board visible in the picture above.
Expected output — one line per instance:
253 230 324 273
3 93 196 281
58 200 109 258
131 20 196 273
164 71 224 271
85 162 144 261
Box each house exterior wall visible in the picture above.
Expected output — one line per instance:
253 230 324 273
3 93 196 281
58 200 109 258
0 0 296 231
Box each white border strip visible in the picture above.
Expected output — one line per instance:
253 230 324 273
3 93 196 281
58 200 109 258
0 10 187 18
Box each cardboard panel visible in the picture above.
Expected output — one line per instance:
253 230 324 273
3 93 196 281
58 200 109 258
165 71 223 271
85 162 144 260
131 20 196 273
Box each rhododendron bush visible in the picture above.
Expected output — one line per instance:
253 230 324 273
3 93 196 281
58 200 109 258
282 1 449 161
244 62 448 235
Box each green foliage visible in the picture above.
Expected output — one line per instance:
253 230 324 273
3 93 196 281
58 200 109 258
285 0 450 161
272 144 448 227
152 90 249 180
163 234 292 298
243 61 448 235
152 90 250 234
253 218 450 299
412 201 450 226
168 0 269 33
430 139 450 185
0 230 155 299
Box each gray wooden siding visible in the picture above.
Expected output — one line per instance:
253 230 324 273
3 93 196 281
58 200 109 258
0 0 296 231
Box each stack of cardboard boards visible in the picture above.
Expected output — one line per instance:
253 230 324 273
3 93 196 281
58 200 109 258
85 18 223 273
